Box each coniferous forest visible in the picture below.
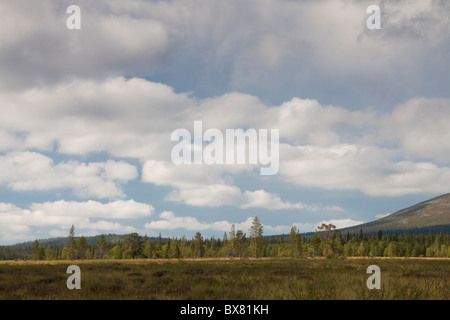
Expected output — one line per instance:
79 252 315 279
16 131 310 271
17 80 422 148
2 219 450 261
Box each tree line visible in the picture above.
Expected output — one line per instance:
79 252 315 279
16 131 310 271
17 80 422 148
2 218 450 260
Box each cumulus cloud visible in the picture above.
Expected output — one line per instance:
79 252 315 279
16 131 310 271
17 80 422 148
0 200 154 243
266 98 375 146
380 97 450 162
0 77 345 209
165 185 342 211
2 74 449 202
280 143 450 197
144 211 362 235
145 211 237 232
0 77 193 158
142 160 341 210
29 199 154 220
0 151 137 198
1 0 449 244
145 211 289 234
0 203 32 242
1 74 450 203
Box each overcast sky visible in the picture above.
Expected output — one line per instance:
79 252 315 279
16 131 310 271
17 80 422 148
0 0 449 244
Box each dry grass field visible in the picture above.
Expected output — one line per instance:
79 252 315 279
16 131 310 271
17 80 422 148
0 257 449 300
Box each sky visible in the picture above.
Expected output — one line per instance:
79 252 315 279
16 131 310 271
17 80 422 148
0 0 449 244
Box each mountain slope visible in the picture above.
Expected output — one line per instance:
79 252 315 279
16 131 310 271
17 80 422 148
340 193 450 235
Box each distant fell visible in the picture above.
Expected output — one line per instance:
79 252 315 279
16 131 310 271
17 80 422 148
7 234 164 249
340 193 450 235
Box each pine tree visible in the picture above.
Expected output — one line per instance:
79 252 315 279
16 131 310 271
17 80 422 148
208 237 216 258
77 235 88 259
317 223 336 257
32 240 45 261
67 225 77 260
311 232 321 258
230 224 236 258
168 237 180 259
377 229 383 240
155 232 162 258
289 226 298 258
96 234 107 259
222 232 228 257
235 230 246 259
193 232 203 258
249 216 264 258
180 235 188 258
174 240 181 259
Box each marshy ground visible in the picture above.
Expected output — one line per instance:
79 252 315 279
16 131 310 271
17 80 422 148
0 257 448 300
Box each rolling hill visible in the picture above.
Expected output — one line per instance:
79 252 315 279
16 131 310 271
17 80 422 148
339 193 450 235
4 234 165 249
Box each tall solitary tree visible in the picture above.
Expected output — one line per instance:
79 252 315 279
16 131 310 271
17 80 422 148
222 232 228 257
249 216 264 258
317 223 336 257
67 225 77 260
230 224 236 258
289 226 299 258
193 232 204 258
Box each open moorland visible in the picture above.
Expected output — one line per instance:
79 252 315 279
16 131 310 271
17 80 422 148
0 258 449 300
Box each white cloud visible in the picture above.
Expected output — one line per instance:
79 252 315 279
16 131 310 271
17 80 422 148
380 97 450 162
0 152 137 198
240 189 343 211
317 218 364 230
279 143 450 197
29 199 154 220
375 213 390 219
0 129 22 151
0 77 193 159
2 75 450 202
142 160 340 210
0 0 170 89
0 0 449 245
0 203 31 239
145 211 273 234
293 218 364 233
145 211 236 232
144 211 362 236
1 0 447 100
266 98 375 146
0 200 154 243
